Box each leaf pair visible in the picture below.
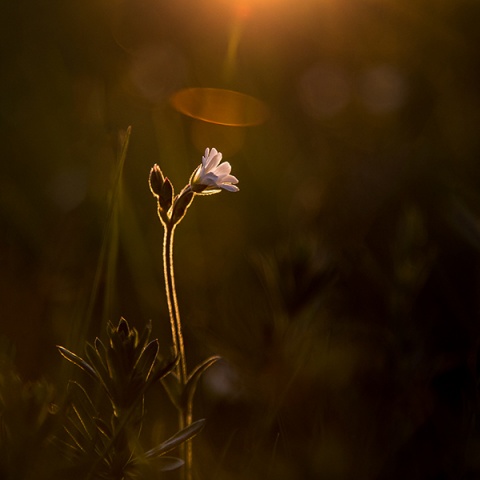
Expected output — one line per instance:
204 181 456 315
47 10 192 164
162 355 221 411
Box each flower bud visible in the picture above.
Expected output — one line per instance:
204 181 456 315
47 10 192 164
149 164 165 197
159 177 174 212
171 190 194 225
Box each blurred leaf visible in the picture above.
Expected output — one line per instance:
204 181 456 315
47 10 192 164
0 365 57 479
60 382 105 466
84 341 111 395
133 339 159 382
149 354 178 384
137 320 153 353
145 419 206 458
182 355 221 409
154 456 184 471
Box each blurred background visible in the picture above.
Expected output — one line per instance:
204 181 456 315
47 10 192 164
1 0 480 478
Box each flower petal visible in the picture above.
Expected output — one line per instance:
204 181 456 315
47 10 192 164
207 154 222 172
203 148 221 171
213 161 232 176
221 184 240 192
202 148 211 163
219 174 238 184
201 172 220 185
190 147 239 194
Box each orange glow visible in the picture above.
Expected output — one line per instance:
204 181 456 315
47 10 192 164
228 0 288 10
219 0 299 23
233 1 252 20
169 88 269 126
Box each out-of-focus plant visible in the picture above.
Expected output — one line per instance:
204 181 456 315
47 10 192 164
149 146 239 480
57 318 205 479
0 346 57 480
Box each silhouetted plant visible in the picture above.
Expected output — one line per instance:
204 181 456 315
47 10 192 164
58 318 205 479
149 147 239 480
54 136 239 480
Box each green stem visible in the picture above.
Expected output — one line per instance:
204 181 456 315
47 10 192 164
163 221 193 480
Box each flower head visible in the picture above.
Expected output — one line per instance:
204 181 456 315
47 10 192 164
190 148 239 195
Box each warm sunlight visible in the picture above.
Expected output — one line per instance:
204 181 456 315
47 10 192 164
3 0 479 478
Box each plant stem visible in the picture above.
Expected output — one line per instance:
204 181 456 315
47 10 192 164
163 223 187 384
163 222 193 480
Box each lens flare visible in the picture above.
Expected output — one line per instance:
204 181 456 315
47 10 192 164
170 87 269 126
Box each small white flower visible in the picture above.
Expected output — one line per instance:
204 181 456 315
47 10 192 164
190 148 239 194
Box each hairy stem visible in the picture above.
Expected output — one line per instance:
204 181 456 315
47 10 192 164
163 224 186 383
163 222 193 480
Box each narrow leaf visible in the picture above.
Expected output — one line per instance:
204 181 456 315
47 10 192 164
145 419 206 458
133 339 159 382
137 320 153 350
150 354 179 384
58 346 97 380
63 425 88 454
85 342 111 393
182 355 221 408
64 382 99 452
155 456 184 472
67 383 99 424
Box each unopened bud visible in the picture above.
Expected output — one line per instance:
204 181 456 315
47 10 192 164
171 190 194 225
149 164 165 197
159 177 174 212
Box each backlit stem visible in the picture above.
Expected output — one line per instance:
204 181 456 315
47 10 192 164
163 223 186 384
162 220 193 480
